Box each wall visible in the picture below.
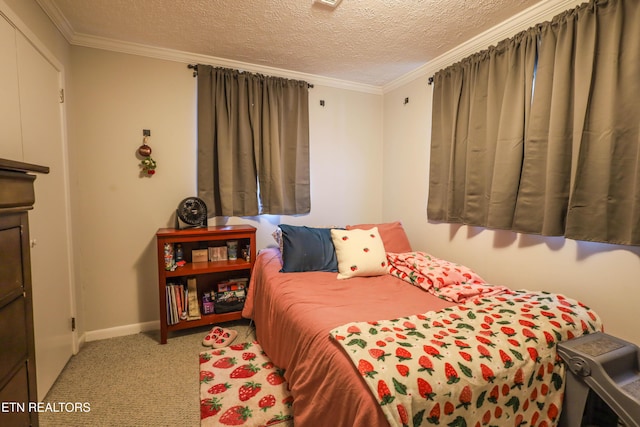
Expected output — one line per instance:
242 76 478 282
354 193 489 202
68 46 384 336
68 47 196 336
382 70 640 346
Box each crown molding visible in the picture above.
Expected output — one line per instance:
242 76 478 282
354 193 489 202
70 32 383 95
382 0 585 93
36 0 583 96
35 0 381 95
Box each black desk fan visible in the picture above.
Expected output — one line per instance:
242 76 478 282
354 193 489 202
175 197 208 229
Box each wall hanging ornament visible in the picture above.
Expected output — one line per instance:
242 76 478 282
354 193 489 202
138 130 156 176
140 155 156 176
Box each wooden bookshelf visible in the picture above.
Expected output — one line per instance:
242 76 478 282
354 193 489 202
156 225 256 344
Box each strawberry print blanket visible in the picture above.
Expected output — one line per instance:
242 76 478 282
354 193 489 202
200 341 293 426
331 290 602 427
387 251 509 303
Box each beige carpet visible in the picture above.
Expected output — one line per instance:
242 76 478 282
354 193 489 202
40 320 256 426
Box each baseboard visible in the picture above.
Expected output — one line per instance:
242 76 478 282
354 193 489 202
76 331 86 353
84 320 160 342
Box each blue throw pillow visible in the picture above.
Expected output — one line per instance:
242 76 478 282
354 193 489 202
279 224 339 272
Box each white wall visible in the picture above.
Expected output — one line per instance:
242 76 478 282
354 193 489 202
382 72 640 346
68 47 197 334
68 46 384 335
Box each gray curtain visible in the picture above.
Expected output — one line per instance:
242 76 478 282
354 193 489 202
429 0 640 245
428 30 537 228
515 0 640 243
562 0 640 245
197 66 310 217
258 77 311 215
512 16 577 236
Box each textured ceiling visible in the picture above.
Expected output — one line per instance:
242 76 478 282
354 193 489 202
40 0 543 87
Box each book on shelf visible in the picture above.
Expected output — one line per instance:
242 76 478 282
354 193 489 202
186 277 201 320
166 290 173 325
166 280 200 325
168 284 177 325
173 285 180 323
175 285 183 318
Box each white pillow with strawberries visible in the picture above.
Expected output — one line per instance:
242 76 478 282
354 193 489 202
331 227 387 279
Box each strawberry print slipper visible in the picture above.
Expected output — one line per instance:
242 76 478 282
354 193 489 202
202 326 226 347
211 328 237 349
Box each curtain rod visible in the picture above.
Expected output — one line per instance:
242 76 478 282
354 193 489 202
187 64 314 88
188 63 198 77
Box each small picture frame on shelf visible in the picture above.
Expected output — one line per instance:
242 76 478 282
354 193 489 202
192 249 208 263
210 246 227 261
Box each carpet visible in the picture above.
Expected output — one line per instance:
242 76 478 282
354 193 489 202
200 340 293 426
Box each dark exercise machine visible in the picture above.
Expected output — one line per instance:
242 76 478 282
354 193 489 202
558 332 640 427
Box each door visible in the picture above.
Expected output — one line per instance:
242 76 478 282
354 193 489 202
0 15 22 159
16 32 75 400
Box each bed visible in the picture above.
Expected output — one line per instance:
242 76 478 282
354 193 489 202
241 223 603 427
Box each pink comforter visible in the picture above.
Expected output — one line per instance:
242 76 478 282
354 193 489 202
387 251 509 303
242 248 454 427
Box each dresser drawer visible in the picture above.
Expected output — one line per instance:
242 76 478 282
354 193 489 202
0 363 32 427
0 225 24 303
0 297 28 383
0 169 36 210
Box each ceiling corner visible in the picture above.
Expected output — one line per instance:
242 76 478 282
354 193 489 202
35 0 75 43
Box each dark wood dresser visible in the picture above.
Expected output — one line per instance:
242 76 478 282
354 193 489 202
0 159 48 426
